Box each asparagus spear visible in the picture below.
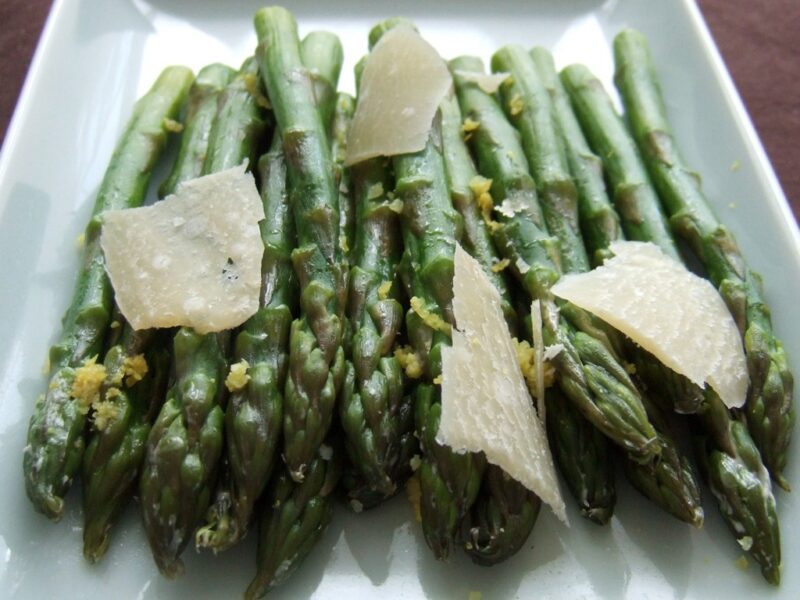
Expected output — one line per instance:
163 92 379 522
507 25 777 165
331 93 357 267
194 60 286 554
245 440 342 599
339 155 414 505
532 48 703 525
139 63 249 577
622 396 704 526
558 64 679 260
562 62 781 582
81 65 240 561
450 55 656 460
81 318 170 562
22 66 193 521
301 31 345 137
440 91 516 329
361 19 486 559
492 45 590 274
159 66 229 197
255 6 347 483
439 86 541 559
614 28 794 491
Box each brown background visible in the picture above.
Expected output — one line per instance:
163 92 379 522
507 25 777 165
1 0 798 221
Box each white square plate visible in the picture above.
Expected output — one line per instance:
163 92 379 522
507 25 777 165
1 1 798 598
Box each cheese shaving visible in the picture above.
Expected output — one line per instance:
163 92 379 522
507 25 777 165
453 69 511 94
531 300 546 419
410 296 452 335
101 165 265 334
551 241 748 408
509 93 524 116
162 118 183 133
345 26 452 166
438 245 567 522
225 359 251 393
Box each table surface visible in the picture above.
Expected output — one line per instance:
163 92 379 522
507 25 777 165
1 0 798 221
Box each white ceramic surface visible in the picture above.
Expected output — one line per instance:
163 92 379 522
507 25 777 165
1 1 798 598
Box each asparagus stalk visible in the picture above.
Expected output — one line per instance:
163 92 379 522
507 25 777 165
450 55 657 460
255 6 347 483
301 31 345 137
331 93 357 267
81 65 235 561
22 65 193 521
529 47 621 267
440 91 516 329
622 396 704 526
159 65 230 197
614 28 794 491
339 153 414 505
532 48 703 525
139 62 251 577
491 45 589 274
451 56 616 525
562 61 781 583
244 440 342 599
440 86 541 559
81 319 170 562
194 61 286 554
558 64 679 260
361 19 486 559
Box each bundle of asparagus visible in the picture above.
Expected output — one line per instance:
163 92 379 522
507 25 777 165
21 6 793 596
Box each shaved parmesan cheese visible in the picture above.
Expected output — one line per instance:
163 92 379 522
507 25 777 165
438 245 567 522
345 26 452 166
101 165 264 334
453 69 510 94
552 241 748 408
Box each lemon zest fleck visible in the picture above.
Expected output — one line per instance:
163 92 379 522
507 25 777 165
123 354 148 387
394 345 423 379
491 258 510 273
225 359 251 393
410 296 451 335
71 356 106 414
378 281 392 300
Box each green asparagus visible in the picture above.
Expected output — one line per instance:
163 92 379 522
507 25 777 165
301 31 345 137
492 45 589 274
614 28 794 491
23 65 193 521
245 441 342 599
532 47 703 525
439 85 541 559
255 6 347 483
81 319 170 562
139 62 248 577
339 155 414 504
562 59 781 582
559 64 679 261
451 55 657 460
195 61 284 554
159 65 233 197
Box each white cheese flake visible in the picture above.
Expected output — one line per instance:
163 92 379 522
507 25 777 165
454 69 511 94
438 244 567 523
101 164 265 334
345 26 452 166
551 241 748 408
